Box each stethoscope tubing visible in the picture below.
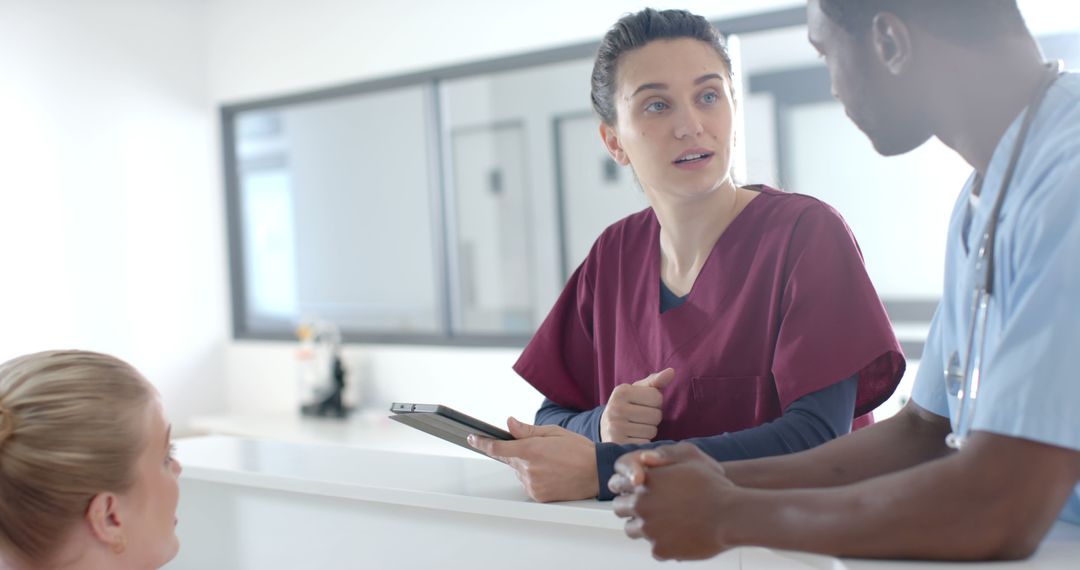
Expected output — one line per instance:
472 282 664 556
946 60 1064 449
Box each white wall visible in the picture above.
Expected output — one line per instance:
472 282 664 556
206 0 803 104
0 0 228 428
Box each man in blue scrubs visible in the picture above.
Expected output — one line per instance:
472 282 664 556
609 0 1080 561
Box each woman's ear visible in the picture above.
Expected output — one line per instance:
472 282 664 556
86 492 127 554
599 122 630 165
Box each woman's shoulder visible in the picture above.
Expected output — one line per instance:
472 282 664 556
591 206 657 251
609 206 656 230
745 184 848 227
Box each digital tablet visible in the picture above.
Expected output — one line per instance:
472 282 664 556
388 403 513 455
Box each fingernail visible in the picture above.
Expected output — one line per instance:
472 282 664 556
467 434 476 446
642 451 660 461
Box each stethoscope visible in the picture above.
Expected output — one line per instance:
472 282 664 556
943 60 1065 450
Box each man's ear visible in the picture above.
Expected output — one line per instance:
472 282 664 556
871 12 913 75
599 122 630 165
85 492 126 553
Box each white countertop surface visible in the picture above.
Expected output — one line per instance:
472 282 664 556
176 435 1080 569
176 435 616 529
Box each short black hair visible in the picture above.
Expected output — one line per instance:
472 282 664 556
819 0 1030 46
591 8 732 125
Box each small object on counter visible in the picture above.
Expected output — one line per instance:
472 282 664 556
296 318 352 418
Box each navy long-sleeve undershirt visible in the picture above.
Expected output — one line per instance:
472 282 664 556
535 376 858 500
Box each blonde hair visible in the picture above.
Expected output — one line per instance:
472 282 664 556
0 350 153 565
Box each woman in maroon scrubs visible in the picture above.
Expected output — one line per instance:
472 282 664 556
468 8 904 503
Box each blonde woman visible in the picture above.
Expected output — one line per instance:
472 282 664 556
0 350 181 569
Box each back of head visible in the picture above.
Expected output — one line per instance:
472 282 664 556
0 350 152 566
819 0 1030 46
591 8 732 125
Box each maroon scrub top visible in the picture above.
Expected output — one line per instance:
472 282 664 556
514 186 904 441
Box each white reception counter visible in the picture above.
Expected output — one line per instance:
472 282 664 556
167 435 1080 570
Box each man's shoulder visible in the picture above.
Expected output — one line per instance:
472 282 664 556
1017 74 1080 199
1038 73 1080 154
1054 72 1080 100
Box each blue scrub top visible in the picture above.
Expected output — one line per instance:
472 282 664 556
911 72 1080 524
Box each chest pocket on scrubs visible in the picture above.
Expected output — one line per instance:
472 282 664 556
689 375 776 436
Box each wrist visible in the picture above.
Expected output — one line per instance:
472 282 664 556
720 486 752 549
726 487 833 554
575 441 601 499
721 486 780 551
586 460 600 499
